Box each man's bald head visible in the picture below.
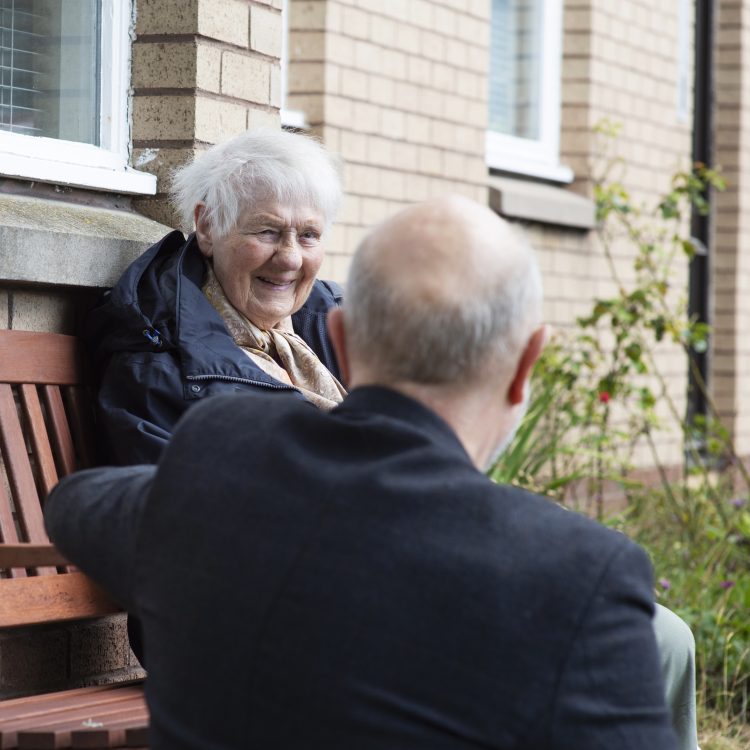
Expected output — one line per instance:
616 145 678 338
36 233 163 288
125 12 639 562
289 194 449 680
343 195 543 388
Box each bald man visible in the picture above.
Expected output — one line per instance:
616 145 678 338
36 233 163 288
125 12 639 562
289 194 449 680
46 196 679 749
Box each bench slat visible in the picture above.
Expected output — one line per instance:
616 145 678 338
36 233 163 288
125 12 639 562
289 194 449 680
0 572 119 628
20 385 59 497
0 466 25 579
0 384 49 537
0 331 80 386
17 704 148 750
63 388 95 471
0 544 69 569
42 386 77 478
1 686 145 750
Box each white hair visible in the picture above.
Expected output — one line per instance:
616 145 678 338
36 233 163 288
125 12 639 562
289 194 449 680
345 226 543 385
171 129 343 238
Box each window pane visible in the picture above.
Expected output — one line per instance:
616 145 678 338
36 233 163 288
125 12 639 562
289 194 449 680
488 0 543 141
0 0 99 144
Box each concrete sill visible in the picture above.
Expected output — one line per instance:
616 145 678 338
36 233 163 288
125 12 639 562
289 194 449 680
0 193 170 288
489 175 597 231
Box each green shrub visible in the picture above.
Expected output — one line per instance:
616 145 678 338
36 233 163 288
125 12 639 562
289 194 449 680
490 123 750 721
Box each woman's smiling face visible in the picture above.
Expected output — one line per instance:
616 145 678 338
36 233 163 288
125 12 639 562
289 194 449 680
196 199 325 330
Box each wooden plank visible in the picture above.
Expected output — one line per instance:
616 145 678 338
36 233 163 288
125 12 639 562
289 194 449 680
0 469 19 542
0 573 119 628
19 385 59 497
71 714 150 749
42 387 76 478
17 703 148 750
0 544 69 569
124 727 148 748
0 331 80 386
0 385 47 544
62 388 95 471
0 686 144 750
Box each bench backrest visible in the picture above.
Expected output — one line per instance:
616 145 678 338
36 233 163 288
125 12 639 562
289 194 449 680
0 329 118 627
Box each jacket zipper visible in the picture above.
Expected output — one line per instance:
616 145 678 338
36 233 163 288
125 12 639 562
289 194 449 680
186 373 296 390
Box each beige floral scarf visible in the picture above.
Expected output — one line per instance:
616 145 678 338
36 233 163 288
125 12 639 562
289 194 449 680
203 264 346 411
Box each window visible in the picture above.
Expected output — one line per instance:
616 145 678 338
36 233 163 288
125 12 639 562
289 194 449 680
0 0 155 194
486 0 572 182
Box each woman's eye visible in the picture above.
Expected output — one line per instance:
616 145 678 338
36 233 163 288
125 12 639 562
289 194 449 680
257 229 278 238
300 231 320 243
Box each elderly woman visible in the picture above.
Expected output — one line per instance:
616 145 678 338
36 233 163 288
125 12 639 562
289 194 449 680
87 128 346 465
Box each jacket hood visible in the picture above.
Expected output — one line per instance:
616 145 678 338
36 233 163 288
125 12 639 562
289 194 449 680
85 231 343 381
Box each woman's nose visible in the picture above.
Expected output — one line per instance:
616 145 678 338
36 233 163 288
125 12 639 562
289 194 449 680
276 234 303 269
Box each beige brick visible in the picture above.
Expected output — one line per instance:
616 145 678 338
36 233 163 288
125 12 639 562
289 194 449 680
195 42 222 93
289 0 327 31
340 68 369 99
132 42 196 89
369 75 396 106
360 196 390 225
417 145 442 175
286 93 324 123
288 61 326 93
408 56 432 86
395 23 420 55
326 95 356 127
194 96 248 143
340 130 368 162
132 147 199 191
354 40 381 70
289 30 326 60
351 100 380 131
221 51 271 104
250 5 283 58
405 113 430 144
370 16 397 47
133 96 196 141
247 107 281 129
135 0 198 35
270 64 282 108
380 108 406 139
197 0 249 47
341 5 369 39
408 0 434 28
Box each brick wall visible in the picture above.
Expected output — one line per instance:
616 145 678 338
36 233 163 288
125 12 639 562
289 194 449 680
131 0 284 229
552 0 695 465
713 1 750 457
287 0 490 281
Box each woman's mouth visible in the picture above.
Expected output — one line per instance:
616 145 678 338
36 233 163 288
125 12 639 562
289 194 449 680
257 276 295 290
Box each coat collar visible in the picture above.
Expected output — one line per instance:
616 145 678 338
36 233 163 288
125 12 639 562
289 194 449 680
334 386 473 465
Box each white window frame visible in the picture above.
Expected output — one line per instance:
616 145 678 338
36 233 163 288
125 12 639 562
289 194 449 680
280 0 307 129
0 0 156 195
486 0 572 183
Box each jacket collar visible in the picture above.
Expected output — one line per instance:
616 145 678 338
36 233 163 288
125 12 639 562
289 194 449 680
334 386 473 465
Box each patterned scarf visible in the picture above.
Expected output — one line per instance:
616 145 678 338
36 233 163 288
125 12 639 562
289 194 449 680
202 264 346 411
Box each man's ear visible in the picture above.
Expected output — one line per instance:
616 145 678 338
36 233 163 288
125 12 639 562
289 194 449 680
194 203 213 258
507 326 547 406
327 307 351 386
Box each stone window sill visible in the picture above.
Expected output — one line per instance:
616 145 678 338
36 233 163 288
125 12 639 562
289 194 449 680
488 175 596 231
0 193 170 288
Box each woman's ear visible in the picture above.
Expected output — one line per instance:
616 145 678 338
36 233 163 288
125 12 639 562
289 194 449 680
194 203 213 258
327 307 351 387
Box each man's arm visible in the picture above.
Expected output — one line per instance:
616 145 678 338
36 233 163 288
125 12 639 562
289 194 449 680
545 538 680 749
44 465 157 613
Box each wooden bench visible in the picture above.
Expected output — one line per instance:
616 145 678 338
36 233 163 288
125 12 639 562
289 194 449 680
0 329 149 749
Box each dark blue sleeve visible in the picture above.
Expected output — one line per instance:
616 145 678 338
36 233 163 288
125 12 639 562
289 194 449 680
96 351 186 465
544 540 680 749
44 465 157 613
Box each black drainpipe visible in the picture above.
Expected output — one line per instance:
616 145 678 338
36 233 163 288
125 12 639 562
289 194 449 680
687 0 714 425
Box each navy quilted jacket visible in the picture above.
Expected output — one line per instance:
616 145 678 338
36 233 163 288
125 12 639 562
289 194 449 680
85 231 342 465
